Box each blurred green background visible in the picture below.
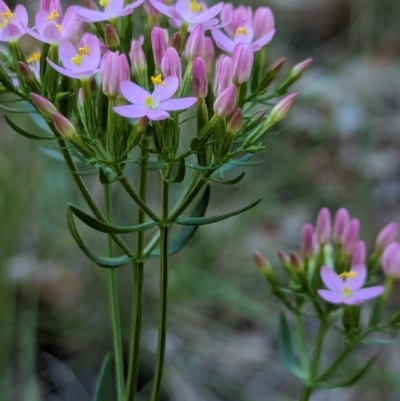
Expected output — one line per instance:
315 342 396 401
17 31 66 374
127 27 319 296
2 0 400 400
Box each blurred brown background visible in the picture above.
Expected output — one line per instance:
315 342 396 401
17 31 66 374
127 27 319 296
2 0 400 400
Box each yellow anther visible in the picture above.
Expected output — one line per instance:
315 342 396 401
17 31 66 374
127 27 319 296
339 271 357 279
151 74 166 86
342 286 352 298
145 96 153 107
235 27 248 36
47 11 60 21
190 0 202 13
1 11 15 22
71 54 83 66
100 0 109 6
27 52 41 64
56 24 62 32
78 46 91 56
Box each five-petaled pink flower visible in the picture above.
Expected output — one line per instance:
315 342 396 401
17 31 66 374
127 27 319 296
47 34 101 80
75 0 145 23
114 75 197 121
150 0 223 31
318 265 384 305
0 0 28 42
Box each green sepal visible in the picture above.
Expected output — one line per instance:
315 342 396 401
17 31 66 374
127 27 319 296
5 115 55 140
69 204 157 234
278 313 307 380
67 208 130 268
316 356 376 389
152 185 211 256
209 171 246 185
175 197 261 226
99 167 119 184
164 156 186 184
92 353 114 401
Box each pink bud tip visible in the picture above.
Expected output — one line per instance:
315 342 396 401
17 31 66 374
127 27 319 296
292 58 313 77
376 222 397 250
100 51 129 98
342 218 360 254
186 25 205 61
278 250 290 266
351 241 366 266
130 40 147 74
382 242 400 279
193 57 208 98
213 85 237 118
332 208 350 244
161 47 182 85
227 108 242 136
315 207 331 244
289 251 303 269
301 223 319 259
151 27 167 69
267 93 297 125
31 93 57 119
213 55 234 97
231 43 254 85
51 112 77 139
253 252 269 271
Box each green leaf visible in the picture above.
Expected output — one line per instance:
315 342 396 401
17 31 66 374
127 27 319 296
316 356 377 389
221 153 254 172
362 338 399 345
209 172 246 185
0 103 33 113
152 185 211 256
278 313 307 380
24 101 54 134
165 156 186 184
5 115 55 140
99 167 118 184
69 204 158 234
175 197 261 226
92 353 114 401
67 208 130 268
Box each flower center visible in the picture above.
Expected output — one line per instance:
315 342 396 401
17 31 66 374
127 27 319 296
71 46 91 66
145 96 154 107
27 52 41 64
100 0 109 6
342 286 353 298
235 27 248 36
47 11 60 21
190 0 202 13
339 271 357 279
0 11 16 28
151 74 166 87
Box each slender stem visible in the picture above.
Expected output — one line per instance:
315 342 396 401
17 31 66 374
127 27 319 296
295 313 309 373
299 386 313 401
126 141 149 401
150 175 170 401
104 184 126 401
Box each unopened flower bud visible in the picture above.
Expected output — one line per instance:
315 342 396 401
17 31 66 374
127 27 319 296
213 85 237 117
213 55 234 96
290 58 313 80
18 62 36 83
351 241 366 266
243 108 267 132
100 51 129 98
51 112 78 140
130 40 147 74
301 223 319 259
186 25 205 61
193 57 208 98
83 0 99 10
259 57 285 90
315 207 331 244
333 208 350 244
266 93 297 125
376 222 397 250
151 27 167 69
128 116 149 149
342 218 360 254
31 93 57 119
170 32 182 52
202 37 215 74
382 242 400 279
227 108 242 136
278 250 290 267
221 4 234 35
254 7 275 39
253 252 272 276
161 47 182 84
104 24 120 49
231 43 253 84
289 251 303 269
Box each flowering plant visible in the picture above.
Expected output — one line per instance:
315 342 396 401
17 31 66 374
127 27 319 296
0 0 312 400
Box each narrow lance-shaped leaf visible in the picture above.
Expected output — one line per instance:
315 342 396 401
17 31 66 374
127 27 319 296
175 197 261 226
5 115 55 140
151 185 211 256
67 208 131 268
165 156 186 184
69 204 158 234
92 353 114 401
278 313 307 380
209 171 246 185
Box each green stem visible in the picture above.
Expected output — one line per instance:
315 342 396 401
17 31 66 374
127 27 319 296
150 175 170 401
299 386 313 401
295 313 309 373
125 140 149 401
104 184 125 401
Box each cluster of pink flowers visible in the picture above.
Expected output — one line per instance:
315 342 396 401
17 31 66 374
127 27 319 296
0 0 283 123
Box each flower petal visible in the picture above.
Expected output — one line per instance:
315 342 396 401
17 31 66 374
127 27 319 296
15 5 28 25
105 0 124 15
123 0 145 12
113 104 148 118
153 75 179 101
175 0 191 20
23 25 45 42
79 35 101 72
43 24 63 44
120 81 150 104
62 7 80 39
149 0 173 18
47 58 78 79
74 7 107 22
147 109 170 120
345 264 367 291
191 2 223 24
211 29 235 53
351 286 385 302
35 10 49 35
251 29 275 52
320 265 344 291
160 97 197 111
58 39 78 71
1 24 24 41
317 290 344 304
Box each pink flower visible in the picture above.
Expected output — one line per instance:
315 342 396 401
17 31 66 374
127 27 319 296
24 6 79 45
0 1 28 42
253 7 274 39
149 0 224 31
161 47 182 85
315 207 331 244
75 0 144 23
231 42 253 84
318 265 384 305
100 51 129 97
212 21 275 53
47 34 101 80
301 223 319 259
114 75 197 121
381 242 400 279
376 222 397 250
